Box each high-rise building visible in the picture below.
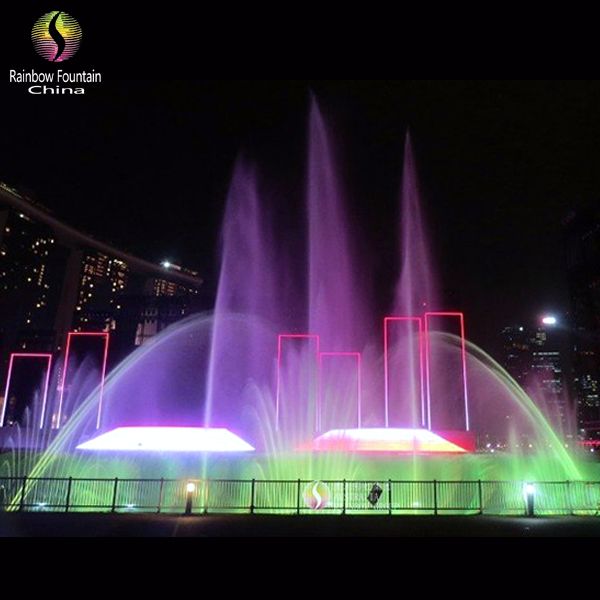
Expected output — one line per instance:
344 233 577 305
0 182 204 426
0 205 68 359
564 209 600 439
500 325 530 387
73 252 130 331
130 263 202 347
500 319 568 434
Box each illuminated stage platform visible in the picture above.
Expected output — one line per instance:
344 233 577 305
311 429 474 454
76 427 474 455
76 427 256 453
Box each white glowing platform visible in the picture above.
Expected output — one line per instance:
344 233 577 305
312 429 469 454
77 427 255 453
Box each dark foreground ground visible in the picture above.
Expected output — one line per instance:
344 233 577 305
2 513 600 537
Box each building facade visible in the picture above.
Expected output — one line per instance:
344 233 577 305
0 182 203 426
500 321 569 435
0 206 68 357
565 210 600 440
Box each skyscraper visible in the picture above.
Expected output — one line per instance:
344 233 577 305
0 182 204 426
500 319 569 434
0 203 68 358
565 209 600 439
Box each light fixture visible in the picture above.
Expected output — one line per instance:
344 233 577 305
185 482 196 515
524 483 536 517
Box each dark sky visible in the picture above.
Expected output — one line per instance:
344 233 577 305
1 11 599 353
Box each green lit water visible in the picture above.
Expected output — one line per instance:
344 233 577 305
4 450 600 482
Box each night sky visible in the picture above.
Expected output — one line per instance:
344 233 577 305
2 19 600 356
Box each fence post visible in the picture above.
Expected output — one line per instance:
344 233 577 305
342 480 346 515
65 477 73 513
157 478 164 514
478 480 483 515
111 478 119 513
297 480 301 515
433 480 438 516
19 476 27 512
388 480 393 516
250 479 256 515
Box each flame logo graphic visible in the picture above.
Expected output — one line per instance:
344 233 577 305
32 11 82 62
303 481 330 510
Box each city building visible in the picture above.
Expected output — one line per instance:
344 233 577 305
564 209 600 440
133 265 203 347
0 182 203 426
0 202 68 359
500 319 569 435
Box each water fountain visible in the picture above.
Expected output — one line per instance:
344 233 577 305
2 95 598 508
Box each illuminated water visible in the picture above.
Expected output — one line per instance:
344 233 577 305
2 97 598 508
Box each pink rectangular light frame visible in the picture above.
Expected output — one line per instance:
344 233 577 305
318 352 362 432
1 353 53 429
424 312 470 432
383 317 425 429
275 334 320 432
57 332 110 431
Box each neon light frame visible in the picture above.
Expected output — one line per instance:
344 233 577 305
424 312 470 432
1 353 53 429
318 352 362 432
57 332 110 431
383 317 425 429
275 334 320 432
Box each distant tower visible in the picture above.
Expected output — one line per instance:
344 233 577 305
564 210 600 441
500 319 568 434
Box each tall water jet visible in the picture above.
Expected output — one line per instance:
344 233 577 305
204 157 282 435
306 97 370 433
389 133 440 428
395 133 440 318
307 97 368 351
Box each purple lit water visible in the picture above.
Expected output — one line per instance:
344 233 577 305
99 99 455 447
91 98 545 455
307 98 369 353
204 157 282 432
201 100 442 447
7 97 587 484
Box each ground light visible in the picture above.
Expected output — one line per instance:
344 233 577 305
525 483 536 517
185 482 196 515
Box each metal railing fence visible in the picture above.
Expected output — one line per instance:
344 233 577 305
1 477 599 516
